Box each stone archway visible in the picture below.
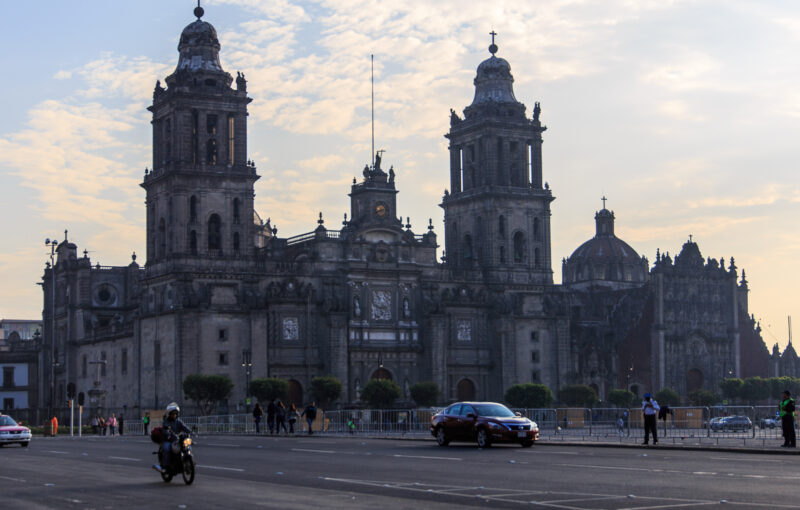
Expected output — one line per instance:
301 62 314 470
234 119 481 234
457 378 476 401
686 368 704 393
288 379 303 406
371 368 392 381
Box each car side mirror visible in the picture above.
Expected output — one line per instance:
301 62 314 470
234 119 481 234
515 412 522 417
466 413 476 419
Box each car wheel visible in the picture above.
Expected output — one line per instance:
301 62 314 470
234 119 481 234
520 439 534 448
476 428 492 448
20 442 29 448
435 427 449 446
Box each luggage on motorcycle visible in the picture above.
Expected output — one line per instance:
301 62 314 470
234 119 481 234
150 426 166 444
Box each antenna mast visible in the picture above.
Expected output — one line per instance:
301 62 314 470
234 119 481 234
371 54 375 168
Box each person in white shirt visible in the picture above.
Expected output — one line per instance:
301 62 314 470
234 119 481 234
641 393 660 445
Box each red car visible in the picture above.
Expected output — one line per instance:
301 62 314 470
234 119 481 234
0 414 32 447
430 402 539 448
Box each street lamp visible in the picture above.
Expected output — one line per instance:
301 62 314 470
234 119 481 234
45 238 58 420
241 350 252 411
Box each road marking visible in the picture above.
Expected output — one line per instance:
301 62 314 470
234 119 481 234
46 450 68 454
197 465 244 472
692 472 717 475
710 456 782 463
291 448 335 454
108 456 141 462
392 454 462 461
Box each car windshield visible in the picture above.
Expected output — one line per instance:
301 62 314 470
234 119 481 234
0 416 18 426
472 404 515 417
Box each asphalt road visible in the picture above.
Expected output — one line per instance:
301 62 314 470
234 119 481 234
1 434 798 509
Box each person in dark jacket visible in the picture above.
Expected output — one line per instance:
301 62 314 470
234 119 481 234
779 390 796 447
276 401 288 435
301 402 317 435
253 403 264 434
157 402 192 473
267 399 277 435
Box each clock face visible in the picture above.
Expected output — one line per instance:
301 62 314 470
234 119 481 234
375 203 387 217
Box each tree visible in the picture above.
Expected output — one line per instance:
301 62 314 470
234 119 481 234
740 377 770 404
606 389 635 408
182 374 233 415
310 376 343 408
558 385 598 407
361 379 402 409
504 383 554 408
248 378 288 404
654 388 681 407
409 382 440 407
719 378 743 402
688 388 715 407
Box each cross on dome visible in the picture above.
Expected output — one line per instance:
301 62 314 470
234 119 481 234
489 30 498 55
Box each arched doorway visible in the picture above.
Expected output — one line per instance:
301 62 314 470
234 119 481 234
457 378 476 401
686 368 704 393
371 368 392 381
288 379 303 406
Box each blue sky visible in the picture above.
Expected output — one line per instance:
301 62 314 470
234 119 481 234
1 0 798 348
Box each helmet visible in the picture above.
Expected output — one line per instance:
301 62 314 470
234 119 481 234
166 402 180 414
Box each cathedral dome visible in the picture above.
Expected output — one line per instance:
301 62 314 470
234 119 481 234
174 9 224 74
471 53 518 105
562 206 649 289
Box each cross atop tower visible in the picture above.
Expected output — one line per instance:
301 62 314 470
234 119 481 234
601 196 607 209
489 30 498 55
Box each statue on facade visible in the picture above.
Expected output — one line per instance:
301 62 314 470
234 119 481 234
388 166 395 184
533 101 541 122
353 296 361 318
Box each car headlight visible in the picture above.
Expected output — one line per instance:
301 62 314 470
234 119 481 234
488 422 505 429
529 421 538 429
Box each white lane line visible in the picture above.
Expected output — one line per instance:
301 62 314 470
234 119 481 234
0 475 26 482
46 450 68 454
197 465 245 472
392 454 462 461
710 456 783 463
291 448 335 454
108 456 141 462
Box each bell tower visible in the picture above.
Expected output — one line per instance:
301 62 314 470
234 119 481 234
141 5 257 267
441 34 553 284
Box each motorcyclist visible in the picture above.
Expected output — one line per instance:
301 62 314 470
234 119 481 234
159 402 191 473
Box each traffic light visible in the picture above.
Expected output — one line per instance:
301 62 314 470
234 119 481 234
77 392 85 406
67 383 76 399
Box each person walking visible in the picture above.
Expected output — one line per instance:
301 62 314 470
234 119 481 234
779 390 796 447
276 401 288 435
287 404 299 434
99 415 107 436
142 412 150 436
641 393 660 445
108 413 117 436
118 414 124 436
91 415 99 435
267 399 277 435
301 402 317 435
253 403 264 434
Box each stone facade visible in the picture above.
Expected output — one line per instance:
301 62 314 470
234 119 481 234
39 8 797 414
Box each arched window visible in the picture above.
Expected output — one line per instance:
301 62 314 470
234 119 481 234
158 218 166 258
233 232 240 252
233 198 240 224
288 380 303 405
206 139 217 165
498 215 506 237
513 232 526 263
371 368 392 381
191 110 199 164
463 234 473 261
499 245 506 264
190 196 197 223
208 214 222 251
534 248 541 268
228 115 235 165
190 230 197 255
457 378 476 401
533 217 541 241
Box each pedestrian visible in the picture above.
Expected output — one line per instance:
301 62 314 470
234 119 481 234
91 415 99 435
118 414 124 436
99 415 107 436
779 390 796 448
50 416 59 436
287 403 299 434
301 401 317 435
617 416 624 436
276 401 288 434
108 413 117 436
253 402 263 434
267 399 277 434
142 412 150 436
641 393 659 445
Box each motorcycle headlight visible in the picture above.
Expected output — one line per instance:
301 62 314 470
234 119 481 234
183 438 192 447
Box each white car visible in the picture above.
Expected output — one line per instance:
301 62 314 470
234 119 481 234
0 414 32 447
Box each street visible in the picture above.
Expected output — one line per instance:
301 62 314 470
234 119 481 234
1 435 798 509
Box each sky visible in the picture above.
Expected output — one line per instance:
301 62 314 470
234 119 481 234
0 0 798 349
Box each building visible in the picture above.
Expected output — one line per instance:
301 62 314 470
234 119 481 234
39 6 795 416
0 319 42 411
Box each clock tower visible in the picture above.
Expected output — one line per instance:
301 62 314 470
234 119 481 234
346 152 402 231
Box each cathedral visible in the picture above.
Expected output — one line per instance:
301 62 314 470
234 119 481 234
40 6 794 414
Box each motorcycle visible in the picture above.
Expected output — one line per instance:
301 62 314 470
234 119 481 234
151 428 195 485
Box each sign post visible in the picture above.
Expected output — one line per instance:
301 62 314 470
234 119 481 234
69 399 74 437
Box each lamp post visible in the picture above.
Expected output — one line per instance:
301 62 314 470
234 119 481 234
45 238 58 421
241 350 252 411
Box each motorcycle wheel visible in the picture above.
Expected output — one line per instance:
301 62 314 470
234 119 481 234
161 469 173 483
181 455 195 485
